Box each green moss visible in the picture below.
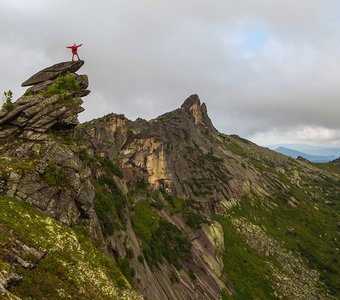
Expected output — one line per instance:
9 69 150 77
160 189 185 213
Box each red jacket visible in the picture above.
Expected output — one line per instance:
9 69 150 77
67 44 82 54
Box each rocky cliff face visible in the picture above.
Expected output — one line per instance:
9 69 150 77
0 62 339 300
76 94 263 213
0 61 100 237
76 96 339 299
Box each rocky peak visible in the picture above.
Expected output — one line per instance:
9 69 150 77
181 94 216 132
0 61 89 140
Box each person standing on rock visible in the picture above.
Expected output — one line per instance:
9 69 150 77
66 43 82 61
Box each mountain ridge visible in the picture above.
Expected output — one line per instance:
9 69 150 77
268 144 340 157
0 61 338 299
274 146 338 163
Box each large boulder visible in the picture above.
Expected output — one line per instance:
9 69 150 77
22 60 84 86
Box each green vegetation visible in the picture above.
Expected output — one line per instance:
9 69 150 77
160 189 205 229
0 196 136 299
132 200 192 269
170 272 179 284
227 142 247 156
215 215 275 300
96 156 123 178
117 257 135 284
92 155 126 236
127 129 135 138
201 152 223 163
43 73 80 103
229 181 340 297
42 160 70 188
2 90 14 111
314 161 340 175
78 148 92 161
0 157 36 172
94 174 127 236
183 210 205 229
50 129 75 145
133 200 160 244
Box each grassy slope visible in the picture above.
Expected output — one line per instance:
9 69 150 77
0 196 140 300
216 135 340 298
215 215 275 300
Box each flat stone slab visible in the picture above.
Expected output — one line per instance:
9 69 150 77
22 60 84 87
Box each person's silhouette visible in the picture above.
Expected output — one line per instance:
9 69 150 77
66 43 82 61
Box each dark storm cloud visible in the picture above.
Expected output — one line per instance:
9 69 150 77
1 0 340 146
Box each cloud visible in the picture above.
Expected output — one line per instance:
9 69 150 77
0 0 339 147
250 126 340 147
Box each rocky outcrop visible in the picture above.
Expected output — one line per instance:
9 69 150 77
0 239 46 299
0 66 89 140
0 61 101 241
22 60 84 86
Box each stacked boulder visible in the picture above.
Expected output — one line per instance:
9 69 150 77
0 61 90 140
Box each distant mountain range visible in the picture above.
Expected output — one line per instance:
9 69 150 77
268 144 340 163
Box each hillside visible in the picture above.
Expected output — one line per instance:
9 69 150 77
0 62 339 299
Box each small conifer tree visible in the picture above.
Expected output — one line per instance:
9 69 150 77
2 90 14 111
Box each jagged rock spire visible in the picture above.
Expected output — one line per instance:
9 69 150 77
181 94 216 132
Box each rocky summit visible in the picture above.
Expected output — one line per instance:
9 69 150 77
0 62 339 300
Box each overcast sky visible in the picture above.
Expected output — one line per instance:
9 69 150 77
1 0 340 148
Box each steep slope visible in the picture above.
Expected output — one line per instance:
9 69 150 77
0 196 140 300
0 62 141 299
